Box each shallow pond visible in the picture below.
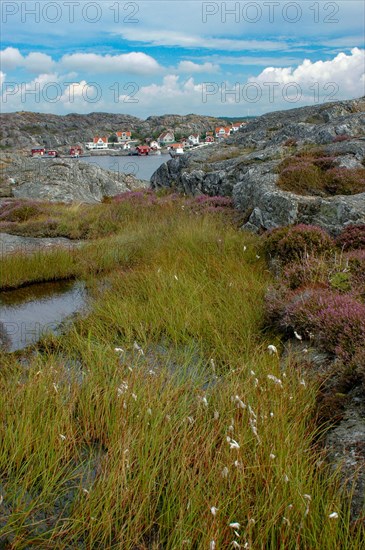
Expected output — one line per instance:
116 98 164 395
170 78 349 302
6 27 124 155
0 280 87 352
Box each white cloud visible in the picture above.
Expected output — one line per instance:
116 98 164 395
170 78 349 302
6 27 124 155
0 71 6 86
0 47 55 73
177 61 219 73
250 48 365 98
120 74 203 107
119 29 288 52
61 52 162 75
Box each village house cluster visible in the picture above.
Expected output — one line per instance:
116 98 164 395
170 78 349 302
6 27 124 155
30 121 248 157
85 121 247 151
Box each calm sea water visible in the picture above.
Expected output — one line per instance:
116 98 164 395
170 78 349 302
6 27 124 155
84 154 170 181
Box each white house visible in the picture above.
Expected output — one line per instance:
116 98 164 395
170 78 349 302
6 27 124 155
150 140 161 150
86 136 108 150
188 134 200 145
158 130 175 145
231 122 247 132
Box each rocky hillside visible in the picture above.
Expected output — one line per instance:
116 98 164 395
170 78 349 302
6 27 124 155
0 112 227 151
151 97 365 234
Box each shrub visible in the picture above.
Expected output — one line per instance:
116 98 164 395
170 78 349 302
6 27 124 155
263 224 334 264
0 200 41 222
283 256 328 290
277 149 365 196
323 167 365 195
329 272 351 292
345 249 365 300
282 288 365 362
336 224 365 251
278 162 323 194
283 138 297 147
333 135 350 142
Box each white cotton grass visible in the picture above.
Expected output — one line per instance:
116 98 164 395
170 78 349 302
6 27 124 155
117 381 128 396
221 466 229 478
210 541 216 550
227 437 240 450
211 506 218 516
267 344 278 355
234 395 246 409
59 434 66 441
294 331 302 341
267 374 283 387
114 347 124 353
229 522 241 529
133 341 144 355
329 512 339 519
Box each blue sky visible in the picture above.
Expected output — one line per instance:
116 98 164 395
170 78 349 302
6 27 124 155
1 0 364 117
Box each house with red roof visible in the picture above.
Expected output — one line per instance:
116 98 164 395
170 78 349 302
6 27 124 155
116 131 132 142
215 126 232 140
86 136 108 150
231 122 247 132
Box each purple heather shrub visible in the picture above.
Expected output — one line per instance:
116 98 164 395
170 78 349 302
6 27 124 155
113 189 158 207
282 256 328 290
185 195 234 217
324 167 365 195
264 224 333 264
336 224 365 251
312 156 337 170
0 200 42 222
282 288 365 361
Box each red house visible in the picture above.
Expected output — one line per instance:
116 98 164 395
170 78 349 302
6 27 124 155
70 146 83 157
136 145 150 156
46 150 59 157
31 148 45 157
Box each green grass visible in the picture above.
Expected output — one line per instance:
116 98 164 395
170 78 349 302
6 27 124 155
0 197 363 548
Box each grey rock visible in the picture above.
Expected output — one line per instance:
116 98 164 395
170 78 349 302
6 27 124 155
0 232 82 256
3 158 148 203
325 388 365 521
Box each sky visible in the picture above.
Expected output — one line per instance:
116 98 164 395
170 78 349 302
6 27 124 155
0 0 364 118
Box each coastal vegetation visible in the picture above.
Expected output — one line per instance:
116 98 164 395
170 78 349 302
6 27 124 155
1 193 364 548
277 149 365 196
